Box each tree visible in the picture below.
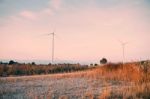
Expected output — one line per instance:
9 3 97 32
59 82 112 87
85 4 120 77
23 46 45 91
90 63 93 66
31 62 36 65
94 63 98 66
48 63 52 66
100 58 107 64
8 60 16 65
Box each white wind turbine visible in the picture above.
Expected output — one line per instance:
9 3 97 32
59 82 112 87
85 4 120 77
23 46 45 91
45 30 56 64
118 40 129 64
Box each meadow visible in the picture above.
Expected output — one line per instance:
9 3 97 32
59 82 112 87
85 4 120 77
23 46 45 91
0 61 150 99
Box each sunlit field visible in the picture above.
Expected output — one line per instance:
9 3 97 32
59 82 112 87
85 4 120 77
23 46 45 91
0 61 150 99
1 0 150 99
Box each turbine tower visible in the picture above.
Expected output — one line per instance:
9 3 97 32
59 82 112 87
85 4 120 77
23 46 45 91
51 32 55 64
118 40 128 64
46 32 55 64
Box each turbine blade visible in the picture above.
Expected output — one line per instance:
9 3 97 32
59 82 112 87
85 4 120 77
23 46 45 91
117 39 123 44
123 42 129 45
44 33 54 36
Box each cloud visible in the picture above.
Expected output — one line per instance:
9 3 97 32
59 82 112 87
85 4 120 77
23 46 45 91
49 0 62 10
18 8 54 21
19 10 37 20
42 8 53 16
1 0 62 22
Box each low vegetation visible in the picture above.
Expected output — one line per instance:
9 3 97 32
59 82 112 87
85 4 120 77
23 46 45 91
0 60 150 99
94 61 150 99
0 62 88 77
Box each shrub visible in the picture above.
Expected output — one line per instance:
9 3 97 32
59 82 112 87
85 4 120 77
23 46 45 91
31 62 36 65
94 64 98 66
100 58 107 64
8 60 16 65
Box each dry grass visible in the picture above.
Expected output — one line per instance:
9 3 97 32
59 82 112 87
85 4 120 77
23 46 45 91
0 62 146 82
98 82 150 99
0 63 88 77
92 63 143 81
95 62 150 99
0 61 150 99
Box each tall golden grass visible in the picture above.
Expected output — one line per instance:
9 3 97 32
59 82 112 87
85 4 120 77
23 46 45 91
93 62 150 99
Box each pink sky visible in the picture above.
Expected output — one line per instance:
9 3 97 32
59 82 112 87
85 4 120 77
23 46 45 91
0 0 150 64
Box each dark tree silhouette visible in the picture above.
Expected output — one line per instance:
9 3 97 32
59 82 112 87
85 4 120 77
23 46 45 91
90 63 93 66
8 60 16 65
31 62 36 65
94 63 98 66
100 58 107 64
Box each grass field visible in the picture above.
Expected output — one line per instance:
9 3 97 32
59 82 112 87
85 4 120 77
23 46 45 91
0 62 150 99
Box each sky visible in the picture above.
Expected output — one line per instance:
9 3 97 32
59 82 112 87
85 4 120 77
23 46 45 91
0 0 150 64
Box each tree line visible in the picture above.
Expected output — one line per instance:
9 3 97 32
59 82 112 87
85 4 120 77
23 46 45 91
0 60 89 77
0 58 108 77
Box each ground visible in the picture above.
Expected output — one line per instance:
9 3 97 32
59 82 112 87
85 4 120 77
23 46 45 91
0 72 132 99
0 62 150 99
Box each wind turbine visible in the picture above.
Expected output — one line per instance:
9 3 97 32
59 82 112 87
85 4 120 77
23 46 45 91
118 40 129 64
45 31 55 64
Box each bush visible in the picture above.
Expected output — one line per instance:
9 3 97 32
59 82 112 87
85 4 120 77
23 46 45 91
94 64 98 66
100 58 107 64
31 62 36 65
8 60 16 65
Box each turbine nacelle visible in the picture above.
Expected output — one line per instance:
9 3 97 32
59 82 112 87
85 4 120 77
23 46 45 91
44 32 55 36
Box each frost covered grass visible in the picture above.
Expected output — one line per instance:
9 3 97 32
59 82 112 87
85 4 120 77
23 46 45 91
0 61 150 99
